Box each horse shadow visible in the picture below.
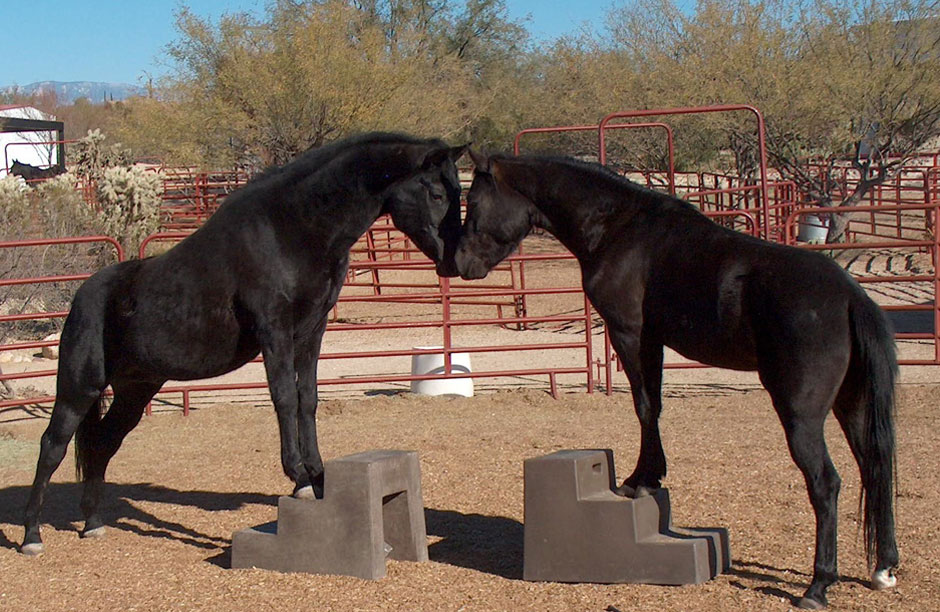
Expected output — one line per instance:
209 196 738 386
0 482 277 554
727 559 869 605
0 481 525 576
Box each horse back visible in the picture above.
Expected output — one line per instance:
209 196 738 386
584 213 860 371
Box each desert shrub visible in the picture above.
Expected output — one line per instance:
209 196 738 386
31 172 99 237
1 135 161 400
0 175 30 239
0 171 115 350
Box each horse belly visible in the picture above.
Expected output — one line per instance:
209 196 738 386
117 302 259 381
656 302 759 371
666 334 759 371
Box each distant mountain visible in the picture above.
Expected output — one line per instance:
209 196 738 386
0 81 143 104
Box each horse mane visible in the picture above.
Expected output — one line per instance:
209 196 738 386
494 153 699 215
248 132 445 187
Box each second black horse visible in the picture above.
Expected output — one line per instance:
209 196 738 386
455 150 898 609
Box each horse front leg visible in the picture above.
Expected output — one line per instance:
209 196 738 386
292 316 328 499
259 326 311 498
608 327 666 497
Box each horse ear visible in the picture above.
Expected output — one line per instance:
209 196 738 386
449 143 470 161
419 145 452 169
468 148 491 173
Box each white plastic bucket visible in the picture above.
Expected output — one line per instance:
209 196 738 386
410 346 473 397
797 214 829 243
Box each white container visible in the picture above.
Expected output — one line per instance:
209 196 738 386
797 214 829 243
410 346 473 397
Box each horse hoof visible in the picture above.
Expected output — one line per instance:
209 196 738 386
293 485 316 500
796 596 826 610
871 569 897 590
613 484 655 498
81 526 107 539
20 542 45 556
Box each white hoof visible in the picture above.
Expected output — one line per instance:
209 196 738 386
20 542 45 556
293 485 316 500
871 568 897 590
81 526 107 539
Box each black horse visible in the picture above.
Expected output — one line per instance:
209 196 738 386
10 160 65 181
22 132 467 556
455 151 897 609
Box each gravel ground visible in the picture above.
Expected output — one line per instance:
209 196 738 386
1 383 937 612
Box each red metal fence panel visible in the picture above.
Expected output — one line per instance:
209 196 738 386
0 236 124 409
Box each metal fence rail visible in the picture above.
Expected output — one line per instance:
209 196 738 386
0 236 124 409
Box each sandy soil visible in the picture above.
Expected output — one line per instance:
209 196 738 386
1 383 938 612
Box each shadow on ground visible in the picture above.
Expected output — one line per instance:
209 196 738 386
425 508 524 579
0 482 276 553
1 482 846 609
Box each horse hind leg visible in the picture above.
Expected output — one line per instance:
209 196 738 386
762 359 844 609
77 381 162 539
21 388 103 555
780 412 842 609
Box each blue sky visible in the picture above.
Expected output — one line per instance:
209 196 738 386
0 1 617 86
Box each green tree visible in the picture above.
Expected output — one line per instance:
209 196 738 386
114 0 526 168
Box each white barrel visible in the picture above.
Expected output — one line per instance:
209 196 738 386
410 346 473 397
797 214 829 243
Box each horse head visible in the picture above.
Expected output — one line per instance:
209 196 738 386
456 149 535 280
9 160 31 178
380 141 468 278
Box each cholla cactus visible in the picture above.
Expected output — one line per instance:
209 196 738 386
32 171 97 236
0 174 28 201
70 129 132 181
97 166 164 253
33 171 77 194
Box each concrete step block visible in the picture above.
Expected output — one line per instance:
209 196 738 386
231 449 428 579
523 449 729 585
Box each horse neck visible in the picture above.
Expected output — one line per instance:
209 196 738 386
279 156 387 248
498 158 630 260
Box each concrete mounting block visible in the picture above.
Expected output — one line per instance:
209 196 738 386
231 449 428 579
523 449 730 584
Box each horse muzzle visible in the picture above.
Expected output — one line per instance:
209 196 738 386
435 257 460 278
455 248 490 280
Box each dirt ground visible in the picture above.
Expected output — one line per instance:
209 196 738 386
1 382 938 612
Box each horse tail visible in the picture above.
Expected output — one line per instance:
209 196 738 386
74 393 108 482
845 290 898 569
